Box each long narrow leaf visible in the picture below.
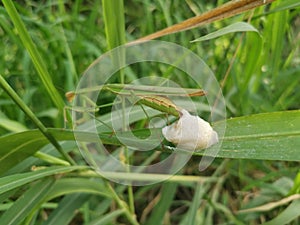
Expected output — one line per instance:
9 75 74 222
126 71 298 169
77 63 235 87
186 183 205 225
0 178 55 225
191 22 260 42
0 166 87 195
271 0 300 12
204 110 300 161
1 111 299 173
86 209 125 225
102 0 126 50
1 0 65 113
0 132 48 175
41 193 91 225
144 183 178 225
102 0 126 83
46 178 111 200
0 75 75 165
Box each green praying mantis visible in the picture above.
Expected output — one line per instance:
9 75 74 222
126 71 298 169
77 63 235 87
65 83 206 129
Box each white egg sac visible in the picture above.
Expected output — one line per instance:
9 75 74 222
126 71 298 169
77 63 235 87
162 109 218 150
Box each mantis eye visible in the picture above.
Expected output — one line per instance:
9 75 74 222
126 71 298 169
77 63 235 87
162 109 218 150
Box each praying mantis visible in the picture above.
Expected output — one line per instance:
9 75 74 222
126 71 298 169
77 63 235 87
66 84 206 153
66 83 219 157
65 83 207 128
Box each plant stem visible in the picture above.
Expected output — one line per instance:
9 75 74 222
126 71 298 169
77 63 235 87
0 75 76 165
102 0 135 215
105 181 139 225
34 152 70 166
2 0 68 120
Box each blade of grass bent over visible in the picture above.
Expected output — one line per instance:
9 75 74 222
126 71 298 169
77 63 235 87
191 22 260 42
130 0 276 43
0 166 87 195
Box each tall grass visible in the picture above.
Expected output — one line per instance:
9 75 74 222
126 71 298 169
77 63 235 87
0 0 299 224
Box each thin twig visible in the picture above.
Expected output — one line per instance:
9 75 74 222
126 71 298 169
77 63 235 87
238 194 300 213
129 0 276 44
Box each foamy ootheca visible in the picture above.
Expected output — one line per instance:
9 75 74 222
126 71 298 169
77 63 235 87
162 109 218 150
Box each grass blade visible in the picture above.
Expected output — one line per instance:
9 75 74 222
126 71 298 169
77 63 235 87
102 0 126 50
270 0 300 12
41 193 91 225
211 110 300 161
0 177 55 225
0 113 28 132
1 0 66 114
86 209 125 225
0 75 75 165
45 178 111 200
1 110 299 169
0 166 86 195
144 183 177 225
186 183 205 225
191 22 260 42
102 0 135 216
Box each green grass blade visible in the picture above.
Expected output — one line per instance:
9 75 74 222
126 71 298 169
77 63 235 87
0 75 75 165
102 0 126 50
102 0 133 216
104 183 139 225
41 193 91 225
46 178 111 200
191 22 260 42
0 131 51 175
0 113 28 132
1 0 66 113
270 0 300 12
268 2 288 79
289 173 300 195
144 183 178 225
0 177 55 225
102 0 126 83
0 166 86 195
203 110 300 161
238 32 263 107
86 209 125 225
186 183 205 225
34 152 70 166
1 110 299 171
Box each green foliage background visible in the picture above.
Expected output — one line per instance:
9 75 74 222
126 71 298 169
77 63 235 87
0 0 300 224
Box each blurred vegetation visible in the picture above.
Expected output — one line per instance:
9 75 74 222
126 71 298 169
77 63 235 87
0 0 300 224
